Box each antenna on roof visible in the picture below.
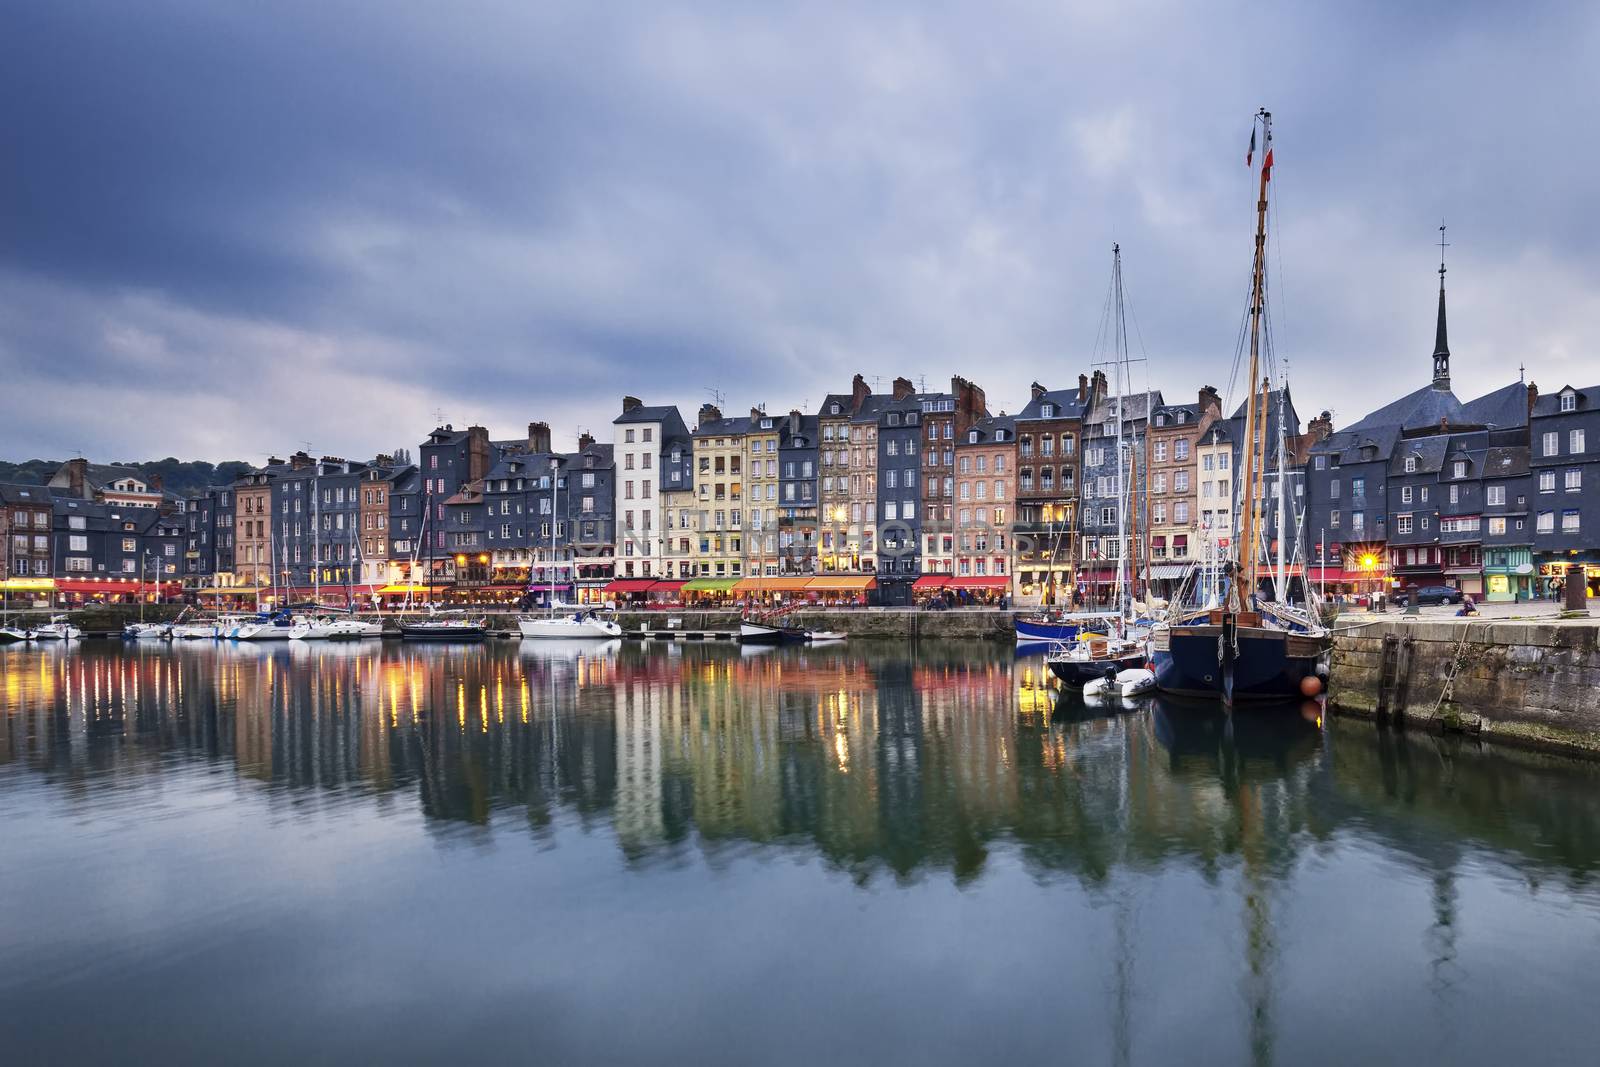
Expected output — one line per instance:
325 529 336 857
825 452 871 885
704 387 726 407
431 407 448 426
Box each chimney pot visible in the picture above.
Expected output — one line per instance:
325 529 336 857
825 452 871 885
1032 381 1048 401
622 396 643 414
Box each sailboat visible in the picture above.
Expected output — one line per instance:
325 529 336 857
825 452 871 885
520 456 622 639
1 538 32 642
1048 245 1153 688
1151 110 1332 702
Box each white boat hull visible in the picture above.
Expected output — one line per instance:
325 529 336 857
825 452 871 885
234 623 293 641
518 615 623 639
171 623 219 640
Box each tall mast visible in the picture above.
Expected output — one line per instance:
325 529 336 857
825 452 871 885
1240 108 1272 596
1275 383 1287 598
1112 245 1128 618
550 456 559 612
311 462 320 604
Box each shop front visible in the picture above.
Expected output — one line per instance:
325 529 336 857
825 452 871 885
944 574 1011 605
802 574 875 605
1482 549 1535 603
55 577 186 605
1536 554 1600 598
732 575 816 609
681 576 741 606
602 578 661 607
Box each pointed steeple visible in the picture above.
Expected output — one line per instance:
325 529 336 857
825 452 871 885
1432 222 1451 391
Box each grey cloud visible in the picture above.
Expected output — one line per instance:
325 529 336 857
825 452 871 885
2 0 1598 459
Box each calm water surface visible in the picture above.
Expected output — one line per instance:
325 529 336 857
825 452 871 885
3 640 1599 1065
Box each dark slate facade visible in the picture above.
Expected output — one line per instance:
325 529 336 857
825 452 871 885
875 393 923 604
1530 383 1600 593
778 411 820 574
271 456 368 591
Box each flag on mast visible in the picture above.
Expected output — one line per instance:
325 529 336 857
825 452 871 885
1246 127 1256 167
1262 134 1274 181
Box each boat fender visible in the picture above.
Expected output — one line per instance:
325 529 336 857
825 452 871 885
1300 675 1323 697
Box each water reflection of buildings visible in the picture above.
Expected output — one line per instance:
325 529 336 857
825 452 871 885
4 644 1600 893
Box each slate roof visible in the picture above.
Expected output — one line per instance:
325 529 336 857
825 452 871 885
1016 388 1085 422
1483 446 1530 478
1389 435 1450 476
965 414 1017 444
0 482 55 506
614 405 682 425
691 415 754 438
815 393 855 418
1531 384 1600 417
1343 383 1466 434
1086 390 1163 427
1462 381 1532 428
850 395 889 424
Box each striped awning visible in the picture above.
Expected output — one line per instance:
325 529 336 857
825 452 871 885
682 577 742 592
732 576 814 592
604 579 659 594
805 575 876 591
945 576 1010 590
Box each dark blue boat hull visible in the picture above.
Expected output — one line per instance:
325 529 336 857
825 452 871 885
1153 624 1328 702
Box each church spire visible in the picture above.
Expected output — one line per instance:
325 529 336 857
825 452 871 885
1432 222 1451 391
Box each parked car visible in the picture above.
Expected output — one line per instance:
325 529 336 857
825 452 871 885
1394 585 1461 606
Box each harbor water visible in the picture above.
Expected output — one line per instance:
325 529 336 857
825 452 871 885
2 640 1599 1065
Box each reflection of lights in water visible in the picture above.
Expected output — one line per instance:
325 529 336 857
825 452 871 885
496 678 504 724
480 684 489 733
457 681 466 731
834 730 849 772
520 681 529 724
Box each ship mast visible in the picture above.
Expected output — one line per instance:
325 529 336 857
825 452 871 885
1239 108 1272 597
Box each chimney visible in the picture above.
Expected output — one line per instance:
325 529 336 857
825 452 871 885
527 421 552 455
1077 373 1089 402
466 426 491 483
578 431 595 452
851 373 870 412
375 454 393 467
698 403 722 428
1527 382 1539 416
65 457 87 498
267 456 284 468
892 376 914 400
789 409 802 434
1307 411 1334 442
953 376 987 432
1198 385 1222 414
149 473 163 492
622 395 643 414
1031 381 1048 401
290 451 313 471
751 406 764 423
1090 370 1108 408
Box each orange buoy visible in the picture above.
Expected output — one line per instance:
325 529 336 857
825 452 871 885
1300 674 1323 697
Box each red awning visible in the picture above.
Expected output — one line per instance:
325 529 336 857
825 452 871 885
946 575 1011 590
604 579 659 593
56 579 184 595
1308 567 1347 582
913 575 950 590
649 580 688 592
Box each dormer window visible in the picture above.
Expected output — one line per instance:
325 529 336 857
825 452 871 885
1404 455 1417 473
1041 404 1055 418
1155 414 1166 427
830 403 840 415
1452 460 1467 479
968 431 979 444
1561 391 1577 412
995 430 1006 442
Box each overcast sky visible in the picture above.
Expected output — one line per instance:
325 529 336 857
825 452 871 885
3 1 1597 463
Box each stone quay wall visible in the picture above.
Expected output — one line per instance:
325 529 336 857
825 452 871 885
1330 616 1600 758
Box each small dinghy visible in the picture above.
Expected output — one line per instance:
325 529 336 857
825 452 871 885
1083 667 1158 700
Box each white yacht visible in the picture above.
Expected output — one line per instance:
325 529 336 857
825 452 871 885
30 615 82 641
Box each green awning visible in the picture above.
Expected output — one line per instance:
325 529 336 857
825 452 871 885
682 577 742 591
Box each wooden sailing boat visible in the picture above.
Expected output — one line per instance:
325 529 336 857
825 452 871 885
1047 245 1152 687
1151 109 1332 702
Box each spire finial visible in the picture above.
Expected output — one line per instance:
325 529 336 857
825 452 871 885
1432 220 1451 391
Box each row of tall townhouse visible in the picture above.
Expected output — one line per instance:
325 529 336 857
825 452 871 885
21 252 1600 605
